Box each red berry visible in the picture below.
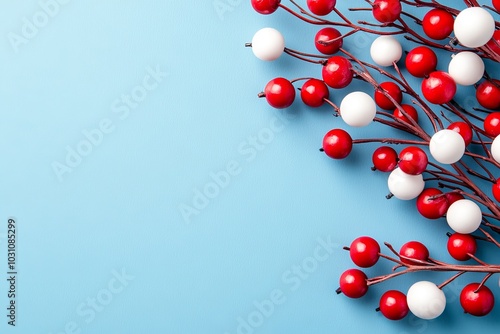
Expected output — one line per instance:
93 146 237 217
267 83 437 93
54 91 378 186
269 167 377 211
393 104 418 124
339 269 368 298
306 0 336 16
315 27 343 55
322 129 353 159
349 236 380 268
405 46 438 78
372 146 398 172
486 30 500 55
372 0 402 24
447 233 477 261
460 283 495 317
416 188 448 219
262 77 296 109
476 79 500 110
398 146 428 175
251 0 281 14
447 122 473 146
445 192 464 206
399 241 429 265
379 290 409 320
422 9 454 40
301 79 329 107
492 178 500 202
422 71 456 104
322 56 353 89
494 0 500 11
374 82 403 110
483 112 500 137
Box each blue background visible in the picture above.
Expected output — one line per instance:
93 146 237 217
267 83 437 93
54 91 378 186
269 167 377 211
0 0 499 333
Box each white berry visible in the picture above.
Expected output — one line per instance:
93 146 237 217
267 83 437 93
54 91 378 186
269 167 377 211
407 281 446 320
446 199 482 234
387 168 425 200
429 129 465 164
448 52 484 86
340 92 376 127
491 135 500 163
453 7 495 48
370 36 402 67
251 28 285 61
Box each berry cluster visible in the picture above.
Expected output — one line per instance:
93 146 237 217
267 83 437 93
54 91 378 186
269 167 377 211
248 0 500 321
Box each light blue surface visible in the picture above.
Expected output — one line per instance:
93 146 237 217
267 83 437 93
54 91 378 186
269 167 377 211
0 0 499 333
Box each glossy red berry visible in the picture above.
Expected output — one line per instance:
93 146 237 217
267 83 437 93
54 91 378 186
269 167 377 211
301 79 329 107
322 129 353 159
492 178 500 202
349 236 380 268
422 71 456 104
315 27 343 55
483 112 500 137
251 0 281 14
486 30 500 55
448 122 473 146
494 0 500 11
422 9 454 40
262 77 296 109
399 241 429 265
339 269 368 298
476 79 500 110
379 290 409 320
405 46 438 78
374 82 403 110
447 233 477 261
372 146 398 172
307 0 336 16
445 192 464 206
322 56 353 89
416 188 448 219
372 0 402 24
460 283 495 317
398 146 428 175
393 104 418 124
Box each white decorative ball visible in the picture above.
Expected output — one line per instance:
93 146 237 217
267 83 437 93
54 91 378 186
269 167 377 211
370 36 402 67
453 7 495 48
429 129 465 164
446 199 482 234
387 168 425 200
448 51 485 86
339 92 377 127
407 281 446 320
251 28 285 61
491 135 500 163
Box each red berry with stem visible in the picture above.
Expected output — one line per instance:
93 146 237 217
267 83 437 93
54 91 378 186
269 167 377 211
405 46 438 78
307 0 336 16
447 233 477 261
486 30 500 55
251 0 281 14
422 71 456 104
422 9 454 40
372 146 398 172
460 283 495 317
448 122 473 146
301 79 329 107
322 129 353 159
374 81 403 110
261 77 296 109
379 290 409 320
394 104 419 124
315 27 343 55
398 146 428 175
494 0 500 11
492 178 500 202
483 112 500 137
476 79 500 110
416 188 448 219
372 0 402 24
349 236 380 268
399 241 430 265
446 192 464 206
322 56 353 89
338 269 368 298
